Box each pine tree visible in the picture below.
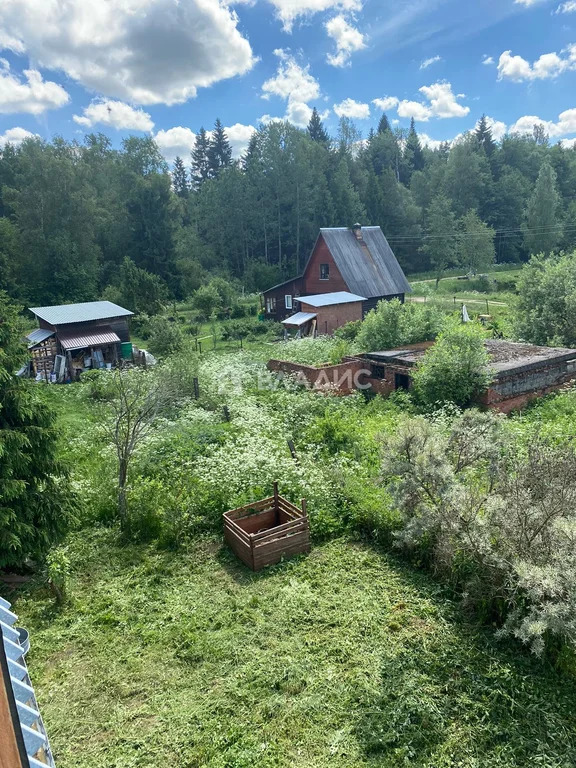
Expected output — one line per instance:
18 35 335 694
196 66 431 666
190 128 210 188
459 209 495 274
377 114 392 134
207 119 232 178
421 195 458 285
0 292 73 567
307 107 330 146
524 160 562 255
172 156 189 198
403 118 425 182
475 115 497 157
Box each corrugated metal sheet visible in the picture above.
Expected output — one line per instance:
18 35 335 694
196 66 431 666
29 301 133 326
297 291 367 307
58 326 121 351
281 312 317 327
26 329 55 347
319 227 412 299
1 598 56 766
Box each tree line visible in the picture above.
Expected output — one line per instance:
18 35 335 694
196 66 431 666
1 112 575 307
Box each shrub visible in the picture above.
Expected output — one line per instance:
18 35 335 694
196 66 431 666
514 251 576 346
334 319 362 341
412 322 492 409
147 316 185 358
355 299 445 353
192 284 222 320
381 410 576 656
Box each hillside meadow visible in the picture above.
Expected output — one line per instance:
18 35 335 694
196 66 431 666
8 340 576 767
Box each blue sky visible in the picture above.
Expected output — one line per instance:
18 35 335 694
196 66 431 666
0 0 575 163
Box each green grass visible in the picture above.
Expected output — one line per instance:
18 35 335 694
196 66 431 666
13 530 576 768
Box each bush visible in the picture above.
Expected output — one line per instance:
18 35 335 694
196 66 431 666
412 322 492 409
334 319 362 341
355 299 445 353
147 316 185 358
381 410 576 656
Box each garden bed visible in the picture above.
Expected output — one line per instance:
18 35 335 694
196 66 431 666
223 483 310 571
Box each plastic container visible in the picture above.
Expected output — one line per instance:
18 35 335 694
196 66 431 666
120 342 133 360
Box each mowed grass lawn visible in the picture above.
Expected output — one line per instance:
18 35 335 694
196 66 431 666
14 531 576 768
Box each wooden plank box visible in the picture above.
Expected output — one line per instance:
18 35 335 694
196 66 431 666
223 483 310 571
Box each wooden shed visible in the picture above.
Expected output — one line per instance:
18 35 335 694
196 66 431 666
224 484 310 571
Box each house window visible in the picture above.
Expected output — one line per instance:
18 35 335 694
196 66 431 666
320 263 330 280
266 297 277 314
285 295 293 310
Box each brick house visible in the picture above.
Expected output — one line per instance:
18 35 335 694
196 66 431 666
263 225 411 324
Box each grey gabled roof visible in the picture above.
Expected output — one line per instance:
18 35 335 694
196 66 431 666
297 291 367 307
29 301 133 326
318 227 412 299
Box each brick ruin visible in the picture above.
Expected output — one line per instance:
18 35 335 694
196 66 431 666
268 340 576 412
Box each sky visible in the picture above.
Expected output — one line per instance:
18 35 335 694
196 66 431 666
1 0 576 164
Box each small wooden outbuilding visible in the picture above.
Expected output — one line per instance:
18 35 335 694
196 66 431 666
26 300 133 381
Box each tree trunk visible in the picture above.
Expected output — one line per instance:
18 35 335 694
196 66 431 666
118 457 128 526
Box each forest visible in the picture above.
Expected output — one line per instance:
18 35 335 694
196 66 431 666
1 111 575 307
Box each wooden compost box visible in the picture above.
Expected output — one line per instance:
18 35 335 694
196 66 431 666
224 483 310 571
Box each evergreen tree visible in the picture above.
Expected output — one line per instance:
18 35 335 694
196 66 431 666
191 128 211 188
524 160 562 255
307 107 330 146
421 195 458 285
0 292 74 568
110 257 167 315
402 118 425 183
377 113 392 134
459 209 495 274
475 115 497 157
172 156 189 198
207 119 232 178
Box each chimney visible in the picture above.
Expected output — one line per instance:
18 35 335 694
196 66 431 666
352 223 362 240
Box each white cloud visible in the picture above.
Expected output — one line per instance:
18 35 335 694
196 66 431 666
225 122 257 157
419 82 470 118
262 49 320 103
560 137 576 147
514 0 546 5
373 96 399 111
0 0 255 106
509 108 576 137
333 97 370 119
482 55 494 65
397 99 432 121
556 1 576 12
0 67 69 114
384 81 469 122
497 45 576 81
261 50 321 127
420 55 441 70
0 125 38 147
73 99 154 131
154 126 196 165
325 15 366 67
263 0 362 32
